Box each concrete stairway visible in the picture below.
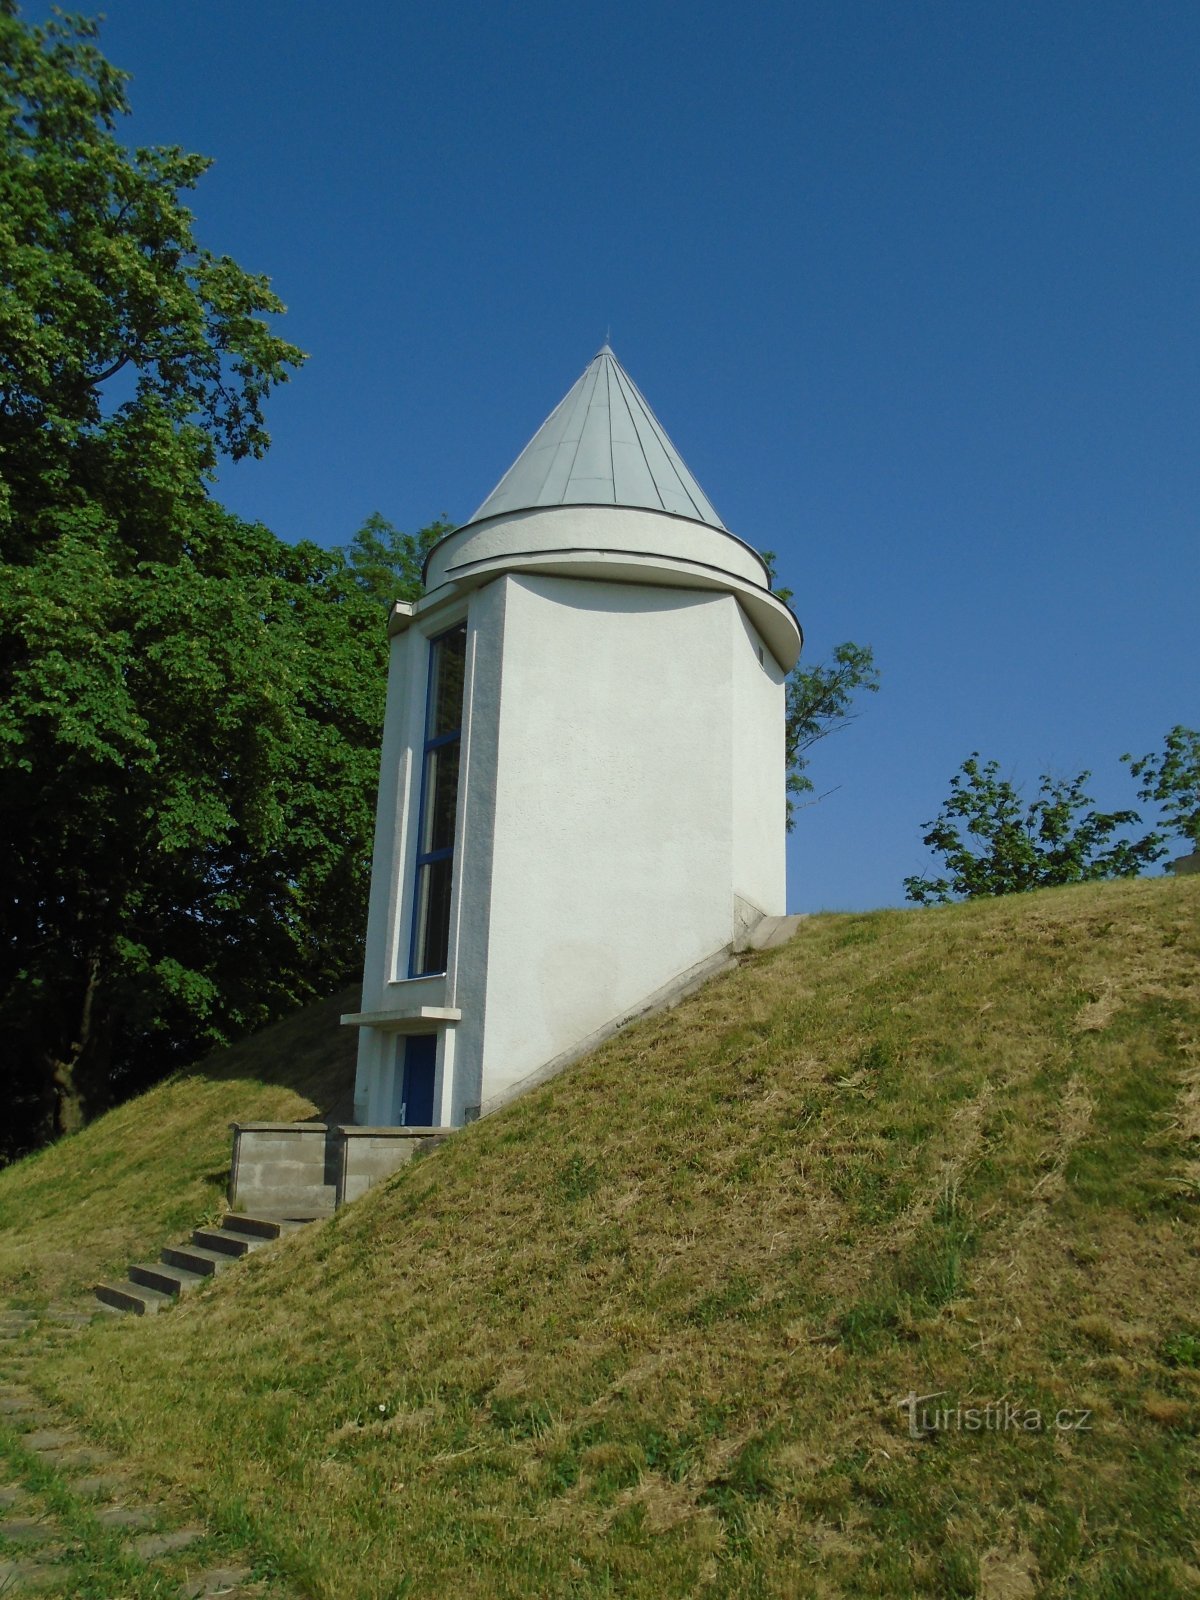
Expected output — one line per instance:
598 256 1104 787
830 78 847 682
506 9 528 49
94 1211 317 1317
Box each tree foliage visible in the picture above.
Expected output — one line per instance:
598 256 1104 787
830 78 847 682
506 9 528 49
785 642 880 826
342 511 451 608
0 6 444 1158
1122 726 1200 852
1 507 394 1154
2 501 450 1157
761 551 881 828
903 755 1165 905
0 1 302 492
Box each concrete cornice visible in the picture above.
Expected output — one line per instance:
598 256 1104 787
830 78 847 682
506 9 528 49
425 501 769 588
414 502 802 669
419 547 802 671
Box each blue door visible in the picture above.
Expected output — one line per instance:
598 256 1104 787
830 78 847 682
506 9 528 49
397 1034 437 1126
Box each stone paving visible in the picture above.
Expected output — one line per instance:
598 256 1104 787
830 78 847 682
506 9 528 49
0 1306 293 1597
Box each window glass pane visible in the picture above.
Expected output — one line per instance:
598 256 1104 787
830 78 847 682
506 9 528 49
411 621 465 978
421 742 460 855
415 857 454 974
430 623 467 737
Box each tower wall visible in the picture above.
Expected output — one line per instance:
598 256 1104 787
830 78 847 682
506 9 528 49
463 572 765 1114
426 503 768 590
731 602 788 918
350 561 790 1129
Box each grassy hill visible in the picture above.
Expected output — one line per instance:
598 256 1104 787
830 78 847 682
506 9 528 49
0 985 358 1302
4 877 1199 1599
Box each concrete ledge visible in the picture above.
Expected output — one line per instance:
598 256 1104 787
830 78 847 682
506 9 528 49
339 1008 462 1028
336 1125 448 1138
229 1122 329 1134
229 1118 455 1213
746 913 809 952
229 1122 332 1209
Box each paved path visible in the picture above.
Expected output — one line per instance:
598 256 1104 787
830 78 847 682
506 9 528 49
0 1306 302 1597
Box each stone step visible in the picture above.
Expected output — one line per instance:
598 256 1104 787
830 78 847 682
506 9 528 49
128 1261 206 1298
160 1242 233 1277
191 1226 267 1259
221 1213 284 1241
93 1281 173 1316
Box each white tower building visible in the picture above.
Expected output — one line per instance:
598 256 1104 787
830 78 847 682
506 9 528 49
348 347 803 1129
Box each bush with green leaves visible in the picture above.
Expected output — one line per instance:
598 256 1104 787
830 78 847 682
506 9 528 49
1122 726 1200 853
904 755 1165 905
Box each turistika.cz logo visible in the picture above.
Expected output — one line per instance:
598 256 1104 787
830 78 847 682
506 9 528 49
897 1391 1094 1440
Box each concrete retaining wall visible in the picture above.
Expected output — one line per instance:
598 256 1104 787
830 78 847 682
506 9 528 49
229 1121 449 1214
229 1122 336 1215
334 1126 445 1205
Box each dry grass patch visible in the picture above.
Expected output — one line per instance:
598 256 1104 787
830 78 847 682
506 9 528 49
6 876 1200 1597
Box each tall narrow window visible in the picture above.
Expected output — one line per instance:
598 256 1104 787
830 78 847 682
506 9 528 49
410 621 467 976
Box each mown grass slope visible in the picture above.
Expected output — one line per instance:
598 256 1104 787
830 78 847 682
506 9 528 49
0 985 357 1301
10 877 1200 1599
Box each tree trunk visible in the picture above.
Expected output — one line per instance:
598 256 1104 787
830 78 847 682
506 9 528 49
50 1055 85 1137
48 949 104 1139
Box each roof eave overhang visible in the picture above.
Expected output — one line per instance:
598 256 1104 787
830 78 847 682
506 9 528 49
422 503 772 589
395 547 803 672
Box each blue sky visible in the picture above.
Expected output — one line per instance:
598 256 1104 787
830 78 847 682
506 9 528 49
35 0 1200 911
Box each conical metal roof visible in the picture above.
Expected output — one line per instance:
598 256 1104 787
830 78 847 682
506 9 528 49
468 346 726 531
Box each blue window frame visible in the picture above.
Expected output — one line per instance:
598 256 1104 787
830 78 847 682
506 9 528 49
409 621 467 977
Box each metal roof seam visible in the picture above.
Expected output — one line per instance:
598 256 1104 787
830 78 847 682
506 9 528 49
556 357 595 507
467 346 726 533
617 358 716 527
604 357 618 509
610 354 667 514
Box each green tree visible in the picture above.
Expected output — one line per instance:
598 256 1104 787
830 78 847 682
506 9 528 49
342 512 453 608
0 4 392 1155
903 755 1165 905
761 552 881 827
0 4 303 510
785 642 880 826
1122 726 1200 853
0 502 401 1153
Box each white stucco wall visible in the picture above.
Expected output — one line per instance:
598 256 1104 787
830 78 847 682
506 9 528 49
440 578 506 1126
351 593 468 1126
352 620 419 1124
731 603 788 918
455 573 741 1111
